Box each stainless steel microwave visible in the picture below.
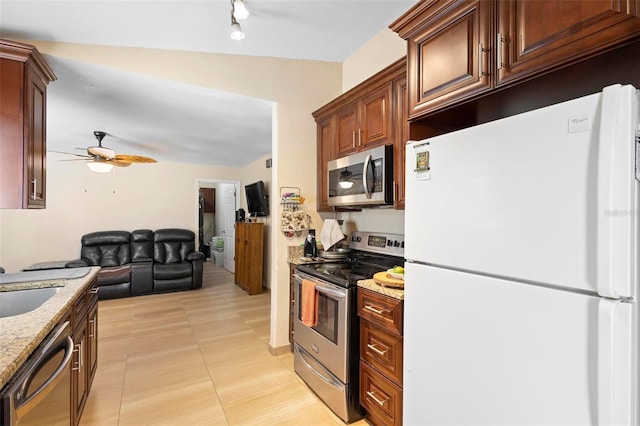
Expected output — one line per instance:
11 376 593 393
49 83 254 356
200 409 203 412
327 145 394 208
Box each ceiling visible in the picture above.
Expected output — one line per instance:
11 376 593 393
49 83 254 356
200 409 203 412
0 0 416 167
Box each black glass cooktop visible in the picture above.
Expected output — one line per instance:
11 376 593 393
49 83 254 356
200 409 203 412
296 252 401 288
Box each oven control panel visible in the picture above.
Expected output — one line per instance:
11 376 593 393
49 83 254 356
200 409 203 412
348 231 404 257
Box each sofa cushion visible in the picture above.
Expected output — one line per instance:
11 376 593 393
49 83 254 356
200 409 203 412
153 262 192 280
154 229 196 264
81 231 132 266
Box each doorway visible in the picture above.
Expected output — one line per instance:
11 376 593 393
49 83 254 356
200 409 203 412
197 179 240 274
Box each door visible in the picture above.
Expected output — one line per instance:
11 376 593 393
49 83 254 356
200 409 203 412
405 85 638 295
222 184 236 273
496 0 640 87
293 272 349 382
406 0 492 117
403 263 635 425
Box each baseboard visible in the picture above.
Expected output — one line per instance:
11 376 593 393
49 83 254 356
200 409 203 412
268 343 292 356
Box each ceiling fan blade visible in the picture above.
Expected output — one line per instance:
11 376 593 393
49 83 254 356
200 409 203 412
114 154 157 163
49 150 92 159
109 159 132 167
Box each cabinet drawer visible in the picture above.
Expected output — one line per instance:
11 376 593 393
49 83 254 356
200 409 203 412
360 362 402 426
361 321 403 386
358 288 403 335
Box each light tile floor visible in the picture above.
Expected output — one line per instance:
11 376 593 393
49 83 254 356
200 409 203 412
79 262 368 426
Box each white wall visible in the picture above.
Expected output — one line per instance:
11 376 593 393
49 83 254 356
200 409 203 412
342 28 407 92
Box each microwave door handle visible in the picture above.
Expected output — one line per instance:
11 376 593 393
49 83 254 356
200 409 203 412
362 154 373 199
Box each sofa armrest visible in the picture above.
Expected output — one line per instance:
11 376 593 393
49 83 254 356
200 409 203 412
66 259 89 268
131 257 153 264
186 252 204 261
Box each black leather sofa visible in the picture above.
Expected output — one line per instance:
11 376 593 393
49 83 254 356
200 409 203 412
67 228 204 300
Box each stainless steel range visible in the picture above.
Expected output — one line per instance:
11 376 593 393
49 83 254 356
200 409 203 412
293 231 404 423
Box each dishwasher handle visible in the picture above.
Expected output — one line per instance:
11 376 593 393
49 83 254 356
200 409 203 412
14 331 74 419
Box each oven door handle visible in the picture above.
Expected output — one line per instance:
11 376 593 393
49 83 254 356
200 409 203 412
314 283 346 299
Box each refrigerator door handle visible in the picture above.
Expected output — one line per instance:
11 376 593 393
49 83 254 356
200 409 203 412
596 84 636 299
597 298 633 426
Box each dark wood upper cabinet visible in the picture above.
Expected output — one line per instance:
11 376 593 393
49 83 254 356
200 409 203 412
0 39 56 209
333 83 393 159
391 0 640 121
200 188 215 213
397 0 492 118
497 0 640 86
313 59 405 212
316 115 334 212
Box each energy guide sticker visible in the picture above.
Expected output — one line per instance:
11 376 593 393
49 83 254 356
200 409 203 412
414 145 430 181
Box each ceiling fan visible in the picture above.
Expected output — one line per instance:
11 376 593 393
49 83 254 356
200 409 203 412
58 131 157 173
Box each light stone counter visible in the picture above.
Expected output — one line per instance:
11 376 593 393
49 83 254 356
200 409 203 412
357 278 404 300
0 267 100 389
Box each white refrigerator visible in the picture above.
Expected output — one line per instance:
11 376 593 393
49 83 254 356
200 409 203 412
404 84 638 425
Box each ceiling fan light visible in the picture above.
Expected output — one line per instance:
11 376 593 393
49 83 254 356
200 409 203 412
233 0 249 20
230 22 245 40
86 161 113 173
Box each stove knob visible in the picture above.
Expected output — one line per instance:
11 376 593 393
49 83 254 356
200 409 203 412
356 236 361 242
395 240 401 247
401 241 405 248
387 240 393 247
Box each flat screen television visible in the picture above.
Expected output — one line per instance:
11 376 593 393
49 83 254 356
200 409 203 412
245 180 269 217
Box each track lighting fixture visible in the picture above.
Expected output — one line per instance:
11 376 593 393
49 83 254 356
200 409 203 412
230 0 248 40
230 16 245 40
233 0 249 20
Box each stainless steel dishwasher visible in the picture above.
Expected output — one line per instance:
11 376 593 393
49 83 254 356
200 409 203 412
1 321 73 426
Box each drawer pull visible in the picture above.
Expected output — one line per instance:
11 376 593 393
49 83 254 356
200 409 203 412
364 304 386 315
366 390 388 407
367 343 387 356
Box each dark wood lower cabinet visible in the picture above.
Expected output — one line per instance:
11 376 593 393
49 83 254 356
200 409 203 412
360 362 403 426
71 278 98 425
358 288 404 426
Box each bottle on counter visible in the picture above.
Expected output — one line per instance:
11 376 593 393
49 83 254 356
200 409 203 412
304 229 318 258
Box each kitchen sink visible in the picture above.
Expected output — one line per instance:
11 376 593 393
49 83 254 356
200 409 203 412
0 287 61 318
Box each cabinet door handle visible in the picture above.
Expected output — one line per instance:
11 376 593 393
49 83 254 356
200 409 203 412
497 33 505 70
89 318 96 338
352 131 356 148
358 128 362 146
366 390 389 407
31 179 37 200
72 343 82 371
479 43 489 76
367 343 387 356
364 304 386 315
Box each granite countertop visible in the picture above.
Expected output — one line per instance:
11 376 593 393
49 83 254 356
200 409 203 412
358 279 404 300
0 267 100 389
287 245 327 265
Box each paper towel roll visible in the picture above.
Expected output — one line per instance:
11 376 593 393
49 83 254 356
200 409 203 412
320 219 345 250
